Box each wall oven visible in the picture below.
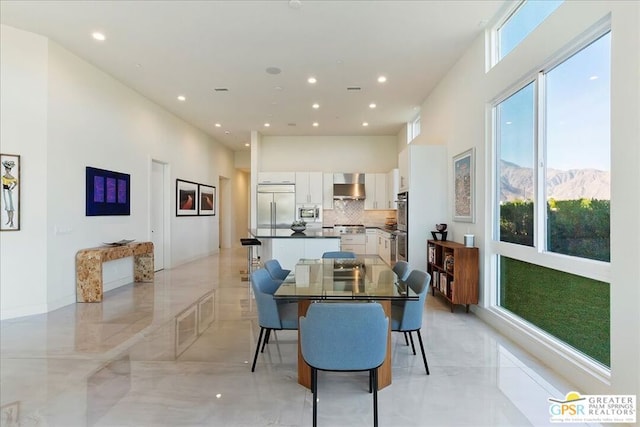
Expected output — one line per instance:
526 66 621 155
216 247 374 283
395 230 407 262
397 192 408 232
396 192 408 262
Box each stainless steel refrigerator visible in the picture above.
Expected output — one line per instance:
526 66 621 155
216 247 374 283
257 184 296 228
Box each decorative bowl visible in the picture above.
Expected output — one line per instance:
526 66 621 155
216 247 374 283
291 225 306 232
435 223 447 232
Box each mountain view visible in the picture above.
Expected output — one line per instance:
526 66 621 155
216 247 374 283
500 160 611 202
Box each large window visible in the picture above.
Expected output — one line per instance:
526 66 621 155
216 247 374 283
497 82 535 246
545 33 611 262
493 30 611 366
496 0 563 62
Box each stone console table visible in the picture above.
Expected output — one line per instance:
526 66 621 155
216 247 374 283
76 242 154 303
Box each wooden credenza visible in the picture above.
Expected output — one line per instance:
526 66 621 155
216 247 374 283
76 242 154 302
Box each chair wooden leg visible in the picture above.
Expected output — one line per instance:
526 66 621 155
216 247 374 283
312 367 318 427
373 368 379 427
408 331 416 355
261 329 271 352
416 330 430 375
251 327 265 372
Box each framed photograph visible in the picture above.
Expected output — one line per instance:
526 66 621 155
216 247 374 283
198 184 216 216
1 153 20 231
86 166 131 216
176 179 198 216
453 148 475 223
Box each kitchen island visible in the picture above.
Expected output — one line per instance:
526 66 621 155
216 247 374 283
249 228 341 271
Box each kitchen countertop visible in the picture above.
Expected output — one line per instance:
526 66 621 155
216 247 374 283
249 228 341 239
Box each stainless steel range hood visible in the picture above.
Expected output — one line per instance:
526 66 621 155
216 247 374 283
333 173 366 200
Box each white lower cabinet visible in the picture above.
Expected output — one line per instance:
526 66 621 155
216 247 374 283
377 230 392 265
365 229 378 255
340 234 366 255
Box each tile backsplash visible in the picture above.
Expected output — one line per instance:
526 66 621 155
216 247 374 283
323 200 395 226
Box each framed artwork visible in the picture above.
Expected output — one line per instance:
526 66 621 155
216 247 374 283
176 179 198 216
1 153 20 231
198 184 216 216
86 167 131 216
453 148 475 223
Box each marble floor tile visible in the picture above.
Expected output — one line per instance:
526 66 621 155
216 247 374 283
1 248 599 426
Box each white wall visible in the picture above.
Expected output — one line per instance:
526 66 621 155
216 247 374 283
0 24 236 319
416 1 639 397
0 26 49 318
260 135 397 172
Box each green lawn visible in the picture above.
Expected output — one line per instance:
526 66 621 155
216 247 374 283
499 257 610 367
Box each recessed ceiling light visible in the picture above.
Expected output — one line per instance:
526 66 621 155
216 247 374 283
313 122 319 127
177 95 186 101
215 123 221 127
377 76 387 83
224 130 231 134
266 67 282 75
264 123 270 127
92 32 106 41
307 77 317 84
312 103 320 109
369 103 377 109
362 122 369 127
244 143 250 147
274 86 283 91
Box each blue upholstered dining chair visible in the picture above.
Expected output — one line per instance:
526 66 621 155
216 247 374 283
264 259 291 282
250 269 299 372
391 269 431 375
321 251 356 259
300 302 388 427
392 261 410 282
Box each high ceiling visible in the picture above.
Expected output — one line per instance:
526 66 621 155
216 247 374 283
0 0 508 151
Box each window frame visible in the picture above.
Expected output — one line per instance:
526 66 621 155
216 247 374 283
487 21 612 373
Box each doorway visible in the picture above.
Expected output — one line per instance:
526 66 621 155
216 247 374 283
151 160 169 271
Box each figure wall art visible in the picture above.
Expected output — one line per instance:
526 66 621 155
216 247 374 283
1 153 20 231
86 167 131 216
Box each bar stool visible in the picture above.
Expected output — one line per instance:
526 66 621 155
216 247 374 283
240 238 262 280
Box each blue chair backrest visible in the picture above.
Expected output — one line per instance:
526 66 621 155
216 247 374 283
264 259 291 281
250 269 284 329
300 302 388 371
392 261 410 282
322 251 356 259
399 270 431 331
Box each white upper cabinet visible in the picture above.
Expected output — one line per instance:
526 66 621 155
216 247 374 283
295 172 323 204
386 168 399 209
323 172 334 209
364 173 387 210
258 172 296 184
398 148 409 191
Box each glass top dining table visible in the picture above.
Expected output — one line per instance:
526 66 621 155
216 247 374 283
273 256 416 390
273 256 417 301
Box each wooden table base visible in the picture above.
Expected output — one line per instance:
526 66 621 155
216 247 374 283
297 299 392 390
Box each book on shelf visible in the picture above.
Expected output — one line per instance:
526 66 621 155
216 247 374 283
439 273 447 293
431 271 439 289
427 245 436 264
